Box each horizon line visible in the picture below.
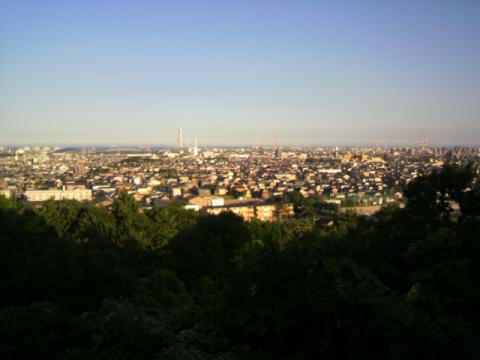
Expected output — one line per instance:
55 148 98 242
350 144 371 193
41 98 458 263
1 142 480 148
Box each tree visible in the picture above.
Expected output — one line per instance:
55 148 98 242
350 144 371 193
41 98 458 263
112 192 150 247
166 212 251 283
145 202 198 251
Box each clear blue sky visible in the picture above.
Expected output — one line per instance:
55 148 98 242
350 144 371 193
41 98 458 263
1 0 479 146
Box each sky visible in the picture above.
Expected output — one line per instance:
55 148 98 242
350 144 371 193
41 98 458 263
1 0 480 146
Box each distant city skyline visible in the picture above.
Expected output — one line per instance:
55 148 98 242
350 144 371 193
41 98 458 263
2 140 478 149
1 0 480 146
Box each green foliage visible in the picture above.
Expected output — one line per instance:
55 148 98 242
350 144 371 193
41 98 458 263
165 212 251 282
145 201 198 251
0 194 20 210
404 162 475 224
92 299 172 359
112 192 151 247
132 269 190 309
285 191 338 220
35 199 83 237
223 235 391 359
0 302 74 360
1 165 480 359
0 206 79 309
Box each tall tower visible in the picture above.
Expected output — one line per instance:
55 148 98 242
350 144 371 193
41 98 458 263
274 138 282 159
193 137 199 156
178 128 184 149
420 135 427 151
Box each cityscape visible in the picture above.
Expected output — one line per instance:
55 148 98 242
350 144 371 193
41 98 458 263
1 0 480 359
2 130 479 222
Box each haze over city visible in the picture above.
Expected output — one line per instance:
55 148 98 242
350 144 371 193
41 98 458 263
1 0 480 146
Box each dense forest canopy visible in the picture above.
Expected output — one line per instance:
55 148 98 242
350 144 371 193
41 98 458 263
1 164 479 359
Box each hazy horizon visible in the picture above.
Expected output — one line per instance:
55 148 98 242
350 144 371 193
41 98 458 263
1 0 480 146
2 141 478 149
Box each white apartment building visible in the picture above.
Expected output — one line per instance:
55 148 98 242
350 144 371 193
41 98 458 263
24 189 93 202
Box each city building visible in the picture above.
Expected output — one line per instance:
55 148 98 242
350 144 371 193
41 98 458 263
24 188 93 202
